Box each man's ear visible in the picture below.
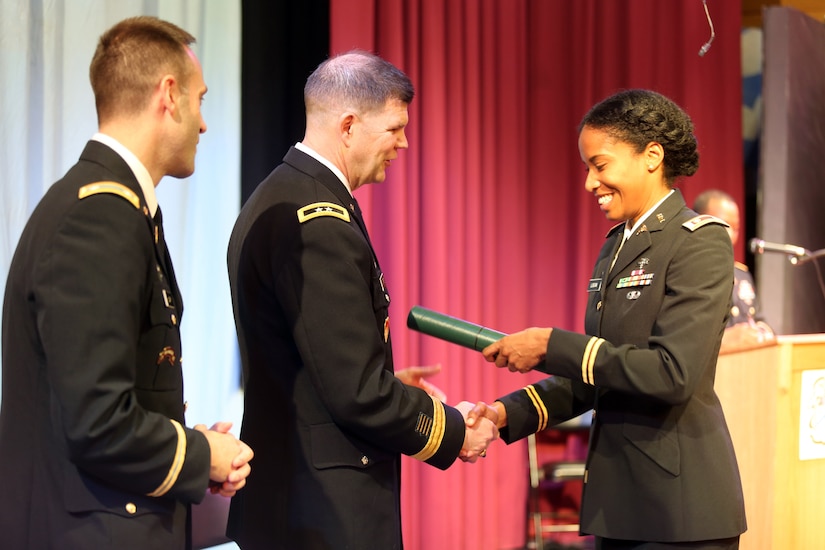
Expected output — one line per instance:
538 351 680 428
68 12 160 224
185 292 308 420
158 74 181 121
340 113 356 144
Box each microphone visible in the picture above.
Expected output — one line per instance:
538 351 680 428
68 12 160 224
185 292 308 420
749 238 808 258
698 0 715 57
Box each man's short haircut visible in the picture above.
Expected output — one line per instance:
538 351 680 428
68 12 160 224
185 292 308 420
304 50 414 116
90 16 196 123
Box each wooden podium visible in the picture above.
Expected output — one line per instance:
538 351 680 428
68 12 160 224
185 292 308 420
715 334 825 550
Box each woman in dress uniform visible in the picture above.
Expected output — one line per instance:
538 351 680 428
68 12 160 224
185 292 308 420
483 90 746 549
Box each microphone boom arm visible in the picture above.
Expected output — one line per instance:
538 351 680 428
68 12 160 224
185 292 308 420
795 248 825 266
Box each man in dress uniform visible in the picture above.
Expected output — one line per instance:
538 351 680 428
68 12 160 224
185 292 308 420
694 189 775 352
0 16 252 550
225 50 497 549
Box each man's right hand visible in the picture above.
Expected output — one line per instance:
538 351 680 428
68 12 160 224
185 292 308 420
454 401 499 463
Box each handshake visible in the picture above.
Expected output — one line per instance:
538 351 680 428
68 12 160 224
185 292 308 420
396 365 499 463
396 364 500 463
455 400 501 463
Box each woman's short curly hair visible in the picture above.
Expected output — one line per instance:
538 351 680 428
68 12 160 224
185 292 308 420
579 89 699 184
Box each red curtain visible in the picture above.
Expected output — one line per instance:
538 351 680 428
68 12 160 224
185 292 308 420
330 1 743 548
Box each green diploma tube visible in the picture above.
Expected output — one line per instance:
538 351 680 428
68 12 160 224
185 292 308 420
406 305 506 352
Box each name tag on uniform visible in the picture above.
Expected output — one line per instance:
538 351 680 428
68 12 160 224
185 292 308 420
587 278 603 292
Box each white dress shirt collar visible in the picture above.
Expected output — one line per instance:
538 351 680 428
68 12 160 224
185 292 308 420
294 142 353 196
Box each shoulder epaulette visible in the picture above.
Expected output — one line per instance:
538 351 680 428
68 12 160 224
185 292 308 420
682 214 728 232
605 222 624 238
297 202 351 224
78 181 140 209
734 261 749 272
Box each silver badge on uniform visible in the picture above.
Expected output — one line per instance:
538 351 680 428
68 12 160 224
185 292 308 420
162 288 175 309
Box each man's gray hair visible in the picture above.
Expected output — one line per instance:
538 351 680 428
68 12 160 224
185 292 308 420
304 50 414 115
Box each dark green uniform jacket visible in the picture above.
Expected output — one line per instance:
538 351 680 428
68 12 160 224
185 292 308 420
499 190 747 542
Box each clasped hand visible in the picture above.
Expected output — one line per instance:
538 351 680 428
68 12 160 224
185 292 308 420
195 422 254 497
455 401 499 463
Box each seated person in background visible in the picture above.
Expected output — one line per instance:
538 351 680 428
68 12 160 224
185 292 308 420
694 189 775 352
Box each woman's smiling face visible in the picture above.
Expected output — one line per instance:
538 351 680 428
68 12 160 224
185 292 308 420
578 125 666 224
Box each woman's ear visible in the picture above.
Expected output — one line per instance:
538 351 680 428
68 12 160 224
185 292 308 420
645 141 664 172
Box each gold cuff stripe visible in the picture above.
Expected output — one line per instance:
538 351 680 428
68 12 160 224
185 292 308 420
147 419 187 497
78 181 140 209
581 337 605 385
412 395 445 462
524 385 548 432
297 202 351 224
581 337 597 384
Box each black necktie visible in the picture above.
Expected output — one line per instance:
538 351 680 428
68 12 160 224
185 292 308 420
153 206 182 315
154 207 169 270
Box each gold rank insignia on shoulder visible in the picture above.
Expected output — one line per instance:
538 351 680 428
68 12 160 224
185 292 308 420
78 181 140 209
682 214 728 232
297 202 351 224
